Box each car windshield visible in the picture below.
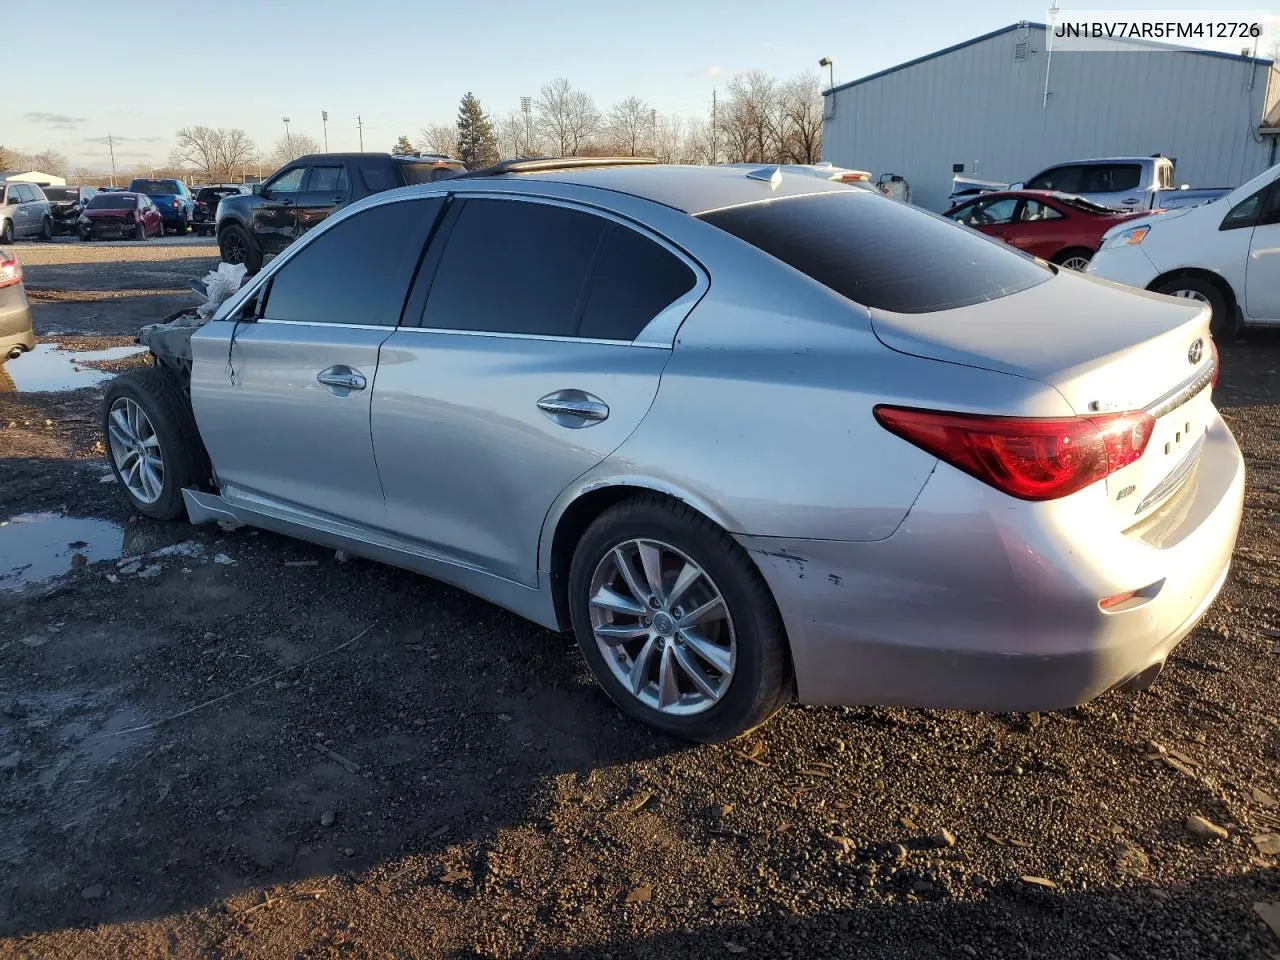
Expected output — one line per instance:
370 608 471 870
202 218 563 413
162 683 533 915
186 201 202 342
699 191 1051 314
1057 195 1126 216
88 195 136 210
131 180 180 195
198 188 238 200
42 188 78 202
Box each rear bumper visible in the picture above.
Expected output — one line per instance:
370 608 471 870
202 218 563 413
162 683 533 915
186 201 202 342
0 298 35 352
742 411 1245 712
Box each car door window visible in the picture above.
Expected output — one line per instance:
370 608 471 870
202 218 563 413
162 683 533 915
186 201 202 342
1018 200 1063 222
1259 184 1280 226
262 197 442 326
1221 186 1269 230
1026 166 1082 192
306 165 349 196
577 225 696 340
1083 164 1140 193
420 199 606 336
265 167 305 196
966 197 1019 225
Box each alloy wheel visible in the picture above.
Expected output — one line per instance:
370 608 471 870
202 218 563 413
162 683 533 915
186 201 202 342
588 538 736 716
1060 255 1091 271
107 397 165 504
222 232 245 263
1170 288 1211 305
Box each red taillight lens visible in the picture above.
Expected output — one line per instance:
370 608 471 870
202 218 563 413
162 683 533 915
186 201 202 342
0 257 21 289
874 406 1156 501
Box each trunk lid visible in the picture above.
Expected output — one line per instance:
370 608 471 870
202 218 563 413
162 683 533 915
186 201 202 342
869 270 1216 527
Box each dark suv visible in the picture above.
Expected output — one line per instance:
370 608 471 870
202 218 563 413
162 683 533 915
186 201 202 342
192 185 245 236
216 152 465 272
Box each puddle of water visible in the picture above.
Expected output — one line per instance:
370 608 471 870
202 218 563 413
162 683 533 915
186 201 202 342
1 343 146 392
0 513 125 590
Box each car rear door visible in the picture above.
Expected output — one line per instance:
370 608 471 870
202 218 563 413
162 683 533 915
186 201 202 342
1078 163 1145 210
371 194 703 586
12 185 35 236
252 165 306 253
1245 180 1280 321
190 197 441 528
294 163 351 238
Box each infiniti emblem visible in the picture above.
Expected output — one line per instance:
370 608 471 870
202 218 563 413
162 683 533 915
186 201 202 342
1188 338 1203 365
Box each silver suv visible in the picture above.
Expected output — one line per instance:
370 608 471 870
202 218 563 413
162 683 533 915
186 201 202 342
0 181 53 243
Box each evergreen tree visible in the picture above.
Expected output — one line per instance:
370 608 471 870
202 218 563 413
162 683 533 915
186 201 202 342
392 135 414 155
455 93 498 167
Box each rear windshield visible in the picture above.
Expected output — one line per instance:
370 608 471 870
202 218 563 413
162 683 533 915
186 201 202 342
698 192 1050 314
88 195 136 209
130 180 180 195
42 187 78 202
197 187 239 200
398 162 461 185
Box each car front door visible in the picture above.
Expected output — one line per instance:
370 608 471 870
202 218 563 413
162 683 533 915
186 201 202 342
1004 198 1068 259
950 196 1019 243
294 163 351 238
371 195 702 585
1246 181 1280 321
252 165 306 253
190 198 441 527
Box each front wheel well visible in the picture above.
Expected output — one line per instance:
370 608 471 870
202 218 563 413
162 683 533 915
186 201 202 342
1147 268 1238 314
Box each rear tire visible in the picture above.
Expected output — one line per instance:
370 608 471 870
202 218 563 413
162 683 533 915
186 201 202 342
102 368 209 521
568 495 792 743
77 225 91 242
1053 247 1093 271
134 222 146 241
174 215 188 236
219 223 263 274
1153 276 1234 339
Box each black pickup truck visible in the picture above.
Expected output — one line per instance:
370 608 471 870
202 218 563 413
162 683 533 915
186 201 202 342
216 152 465 272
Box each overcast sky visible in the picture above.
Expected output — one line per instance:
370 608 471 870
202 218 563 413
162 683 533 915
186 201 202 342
3 0 1272 172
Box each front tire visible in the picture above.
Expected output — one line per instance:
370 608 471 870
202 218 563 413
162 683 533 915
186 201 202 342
0 220 12 244
1153 276 1234 339
1053 247 1093 271
134 222 146 241
103 369 209 521
218 223 263 274
39 217 53 242
568 495 792 742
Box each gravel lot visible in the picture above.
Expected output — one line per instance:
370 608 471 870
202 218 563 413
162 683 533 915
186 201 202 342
0 240 1278 960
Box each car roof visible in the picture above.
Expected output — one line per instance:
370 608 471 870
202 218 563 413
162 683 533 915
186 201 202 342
482 163 855 215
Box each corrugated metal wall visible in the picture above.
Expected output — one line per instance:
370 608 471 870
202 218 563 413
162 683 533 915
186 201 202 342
823 25 1277 211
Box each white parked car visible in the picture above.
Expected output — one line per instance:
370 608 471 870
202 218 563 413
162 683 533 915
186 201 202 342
1087 162 1280 337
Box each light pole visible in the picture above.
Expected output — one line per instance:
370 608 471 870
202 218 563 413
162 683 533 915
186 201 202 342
282 116 291 156
520 96 532 156
321 111 329 152
819 58 835 119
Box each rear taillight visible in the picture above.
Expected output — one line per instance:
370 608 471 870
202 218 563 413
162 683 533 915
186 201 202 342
171 199 181 208
0 257 21 289
874 406 1156 501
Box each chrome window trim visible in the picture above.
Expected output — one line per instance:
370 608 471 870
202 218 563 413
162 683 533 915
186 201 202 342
256 318 396 331
428 190 709 347
392 325 668 349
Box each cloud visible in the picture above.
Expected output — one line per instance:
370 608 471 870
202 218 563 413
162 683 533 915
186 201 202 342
24 112 86 129
85 135 163 144
689 65 721 78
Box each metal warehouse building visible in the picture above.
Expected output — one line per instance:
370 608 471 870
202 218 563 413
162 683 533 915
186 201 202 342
822 22 1280 211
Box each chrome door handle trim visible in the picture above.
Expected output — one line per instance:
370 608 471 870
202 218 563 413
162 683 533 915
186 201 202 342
537 394 609 422
317 369 367 391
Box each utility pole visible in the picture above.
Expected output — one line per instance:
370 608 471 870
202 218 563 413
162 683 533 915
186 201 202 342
282 116 291 157
107 133 118 187
711 90 717 165
650 108 657 157
356 115 364 152
520 96 532 156
322 110 329 151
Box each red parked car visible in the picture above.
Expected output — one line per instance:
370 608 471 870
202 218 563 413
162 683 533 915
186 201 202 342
942 190 1138 271
77 192 164 242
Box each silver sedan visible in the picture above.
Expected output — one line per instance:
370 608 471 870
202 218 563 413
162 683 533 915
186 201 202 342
102 158 1245 742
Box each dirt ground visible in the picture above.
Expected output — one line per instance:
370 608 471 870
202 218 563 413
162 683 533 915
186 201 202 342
1 238 1278 960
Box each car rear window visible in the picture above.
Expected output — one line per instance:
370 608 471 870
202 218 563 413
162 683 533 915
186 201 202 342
197 188 239 201
399 162 459 185
88 195 136 209
131 180 180 195
698 192 1050 314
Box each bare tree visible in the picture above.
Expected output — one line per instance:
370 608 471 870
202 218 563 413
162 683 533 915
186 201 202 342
0 145 10 172
9 149 69 177
781 74 823 164
536 78 600 156
721 71 785 163
270 133 321 166
652 114 685 163
681 117 714 165
606 96 650 156
172 126 257 181
494 111 540 159
416 124 457 158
